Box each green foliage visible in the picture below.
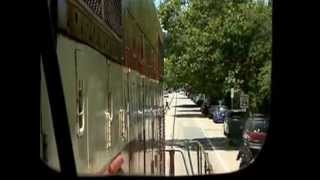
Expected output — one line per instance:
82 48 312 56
160 0 271 113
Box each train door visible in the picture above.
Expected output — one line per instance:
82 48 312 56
109 61 126 159
136 72 141 174
151 81 154 175
127 70 134 175
121 66 130 173
137 74 143 175
41 35 93 173
142 77 146 175
41 35 92 173
75 44 108 173
136 72 141 175
153 83 159 175
153 83 157 175
145 79 151 175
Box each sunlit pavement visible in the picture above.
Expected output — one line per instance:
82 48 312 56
164 92 240 176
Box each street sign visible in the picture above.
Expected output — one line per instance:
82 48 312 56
231 88 234 99
240 94 249 109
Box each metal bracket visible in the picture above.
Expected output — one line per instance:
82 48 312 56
77 80 86 137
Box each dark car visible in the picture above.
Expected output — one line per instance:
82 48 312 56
207 105 218 118
195 94 205 106
236 114 269 168
242 114 269 150
224 109 248 145
200 98 211 115
190 93 197 102
210 105 228 123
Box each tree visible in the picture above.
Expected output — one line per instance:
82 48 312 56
160 0 272 113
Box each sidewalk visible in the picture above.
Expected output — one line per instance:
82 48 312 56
164 92 240 176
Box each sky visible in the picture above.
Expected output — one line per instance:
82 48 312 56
154 0 161 8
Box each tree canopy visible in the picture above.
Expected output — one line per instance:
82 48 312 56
159 0 272 113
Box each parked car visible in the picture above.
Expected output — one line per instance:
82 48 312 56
195 94 206 106
207 105 218 118
242 114 269 150
200 98 212 115
236 113 268 169
189 93 196 102
193 94 199 103
209 105 228 123
224 109 248 145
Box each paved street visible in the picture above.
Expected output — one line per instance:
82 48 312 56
164 92 240 176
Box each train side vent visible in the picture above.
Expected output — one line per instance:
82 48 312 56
83 0 103 18
81 0 122 37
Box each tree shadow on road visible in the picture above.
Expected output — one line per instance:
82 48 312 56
174 104 198 108
166 137 241 151
178 109 201 113
192 137 241 150
177 97 189 99
174 113 205 118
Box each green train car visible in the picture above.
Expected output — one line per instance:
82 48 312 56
40 0 165 176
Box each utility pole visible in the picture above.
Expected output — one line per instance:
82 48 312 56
231 88 234 110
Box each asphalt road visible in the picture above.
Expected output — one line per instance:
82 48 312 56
164 92 241 175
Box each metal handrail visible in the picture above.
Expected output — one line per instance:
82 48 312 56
171 94 177 148
186 140 214 175
164 93 213 175
186 143 194 175
165 148 190 176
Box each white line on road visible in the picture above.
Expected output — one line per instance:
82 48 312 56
202 130 231 172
